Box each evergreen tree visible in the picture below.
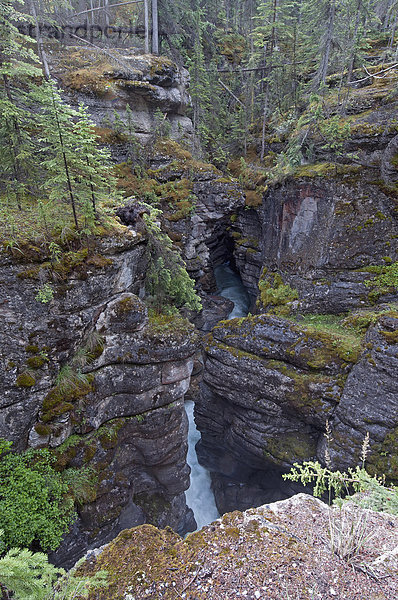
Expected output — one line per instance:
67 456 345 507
37 80 116 232
0 0 43 205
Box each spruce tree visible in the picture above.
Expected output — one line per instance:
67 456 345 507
0 0 42 206
37 80 116 232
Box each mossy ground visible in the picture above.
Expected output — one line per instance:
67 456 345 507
0 191 131 266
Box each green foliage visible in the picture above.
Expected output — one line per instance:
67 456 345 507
0 440 81 552
153 108 172 139
0 2 120 242
0 545 107 600
365 262 398 292
0 546 62 600
258 270 298 314
283 460 398 515
143 204 202 312
320 115 351 158
35 283 54 304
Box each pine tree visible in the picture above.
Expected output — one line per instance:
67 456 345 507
37 80 116 233
0 0 43 206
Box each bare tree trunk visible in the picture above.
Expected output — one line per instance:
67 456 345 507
104 0 110 27
2 76 22 210
313 0 336 90
260 82 270 161
49 86 79 231
260 0 277 161
152 0 159 54
389 12 398 50
29 0 50 79
144 0 149 53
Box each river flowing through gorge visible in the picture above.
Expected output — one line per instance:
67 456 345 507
184 263 250 529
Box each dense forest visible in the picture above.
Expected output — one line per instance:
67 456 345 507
1 0 397 285
2 1 398 179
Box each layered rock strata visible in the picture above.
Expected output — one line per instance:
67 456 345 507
230 174 398 311
0 233 197 567
51 48 193 151
197 311 398 513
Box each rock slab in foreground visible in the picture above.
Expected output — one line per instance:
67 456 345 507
79 493 398 599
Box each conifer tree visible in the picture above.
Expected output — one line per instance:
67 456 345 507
0 0 42 205
37 80 116 232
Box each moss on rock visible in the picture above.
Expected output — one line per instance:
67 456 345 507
16 372 36 387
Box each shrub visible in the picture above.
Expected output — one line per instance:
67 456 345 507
0 440 75 552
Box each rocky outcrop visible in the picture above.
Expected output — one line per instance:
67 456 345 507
196 310 398 513
51 48 193 152
0 231 198 567
78 493 398 599
115 143 245 291
320 312 398 479
229 173 398 312
151 154 245 287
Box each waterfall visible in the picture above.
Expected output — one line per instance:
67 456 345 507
184 400 220 530
185 262 250 529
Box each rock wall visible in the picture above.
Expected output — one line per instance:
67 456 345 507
197 309 398 513
230 173 398 312
51 48 194 153
195 78 398 513
0 231 197 567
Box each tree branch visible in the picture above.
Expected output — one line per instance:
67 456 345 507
69 0 144 19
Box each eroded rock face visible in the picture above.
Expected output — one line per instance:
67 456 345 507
196 311 398 513
230 175 398 311
51 48 193 151
116 152 246 289
0 234 198 567
78 493 398 600
319 313 398 480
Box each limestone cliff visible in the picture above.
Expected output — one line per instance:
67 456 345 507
197 310 398 513
197 64 398 513
0 227 200 566
51 47 193 150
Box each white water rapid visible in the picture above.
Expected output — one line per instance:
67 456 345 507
214 262 251 318
184 400 220 530
184 262 250 529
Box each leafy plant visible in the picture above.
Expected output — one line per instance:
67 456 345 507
35 283 54 304
0 440 85 552
365 262 398 292
283 431 398 561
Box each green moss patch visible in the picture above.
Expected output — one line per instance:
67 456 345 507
258 270 298 315
26 355 46 369
16 372 36 387
367 427 398 483
265 432 317 464
41 373 94 423
294 162 361 179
